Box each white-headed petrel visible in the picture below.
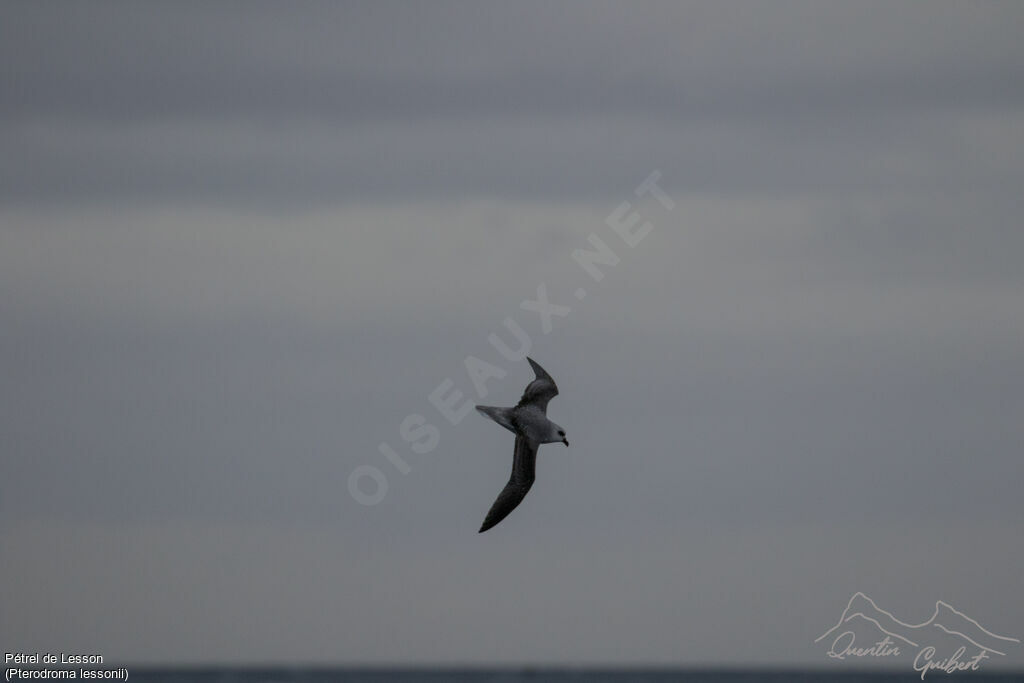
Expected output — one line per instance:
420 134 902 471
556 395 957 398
475 357 569 533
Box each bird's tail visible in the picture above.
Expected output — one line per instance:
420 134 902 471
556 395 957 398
475 405 517 434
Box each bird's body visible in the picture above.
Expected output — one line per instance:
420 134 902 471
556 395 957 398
475 357 569 533
475 403 560 444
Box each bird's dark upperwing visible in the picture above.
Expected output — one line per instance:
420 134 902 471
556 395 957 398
516 357 559 413
478 435 538 533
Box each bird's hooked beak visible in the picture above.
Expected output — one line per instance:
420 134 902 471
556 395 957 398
562 437 569 446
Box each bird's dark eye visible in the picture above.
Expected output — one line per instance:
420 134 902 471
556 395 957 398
558 431 565 436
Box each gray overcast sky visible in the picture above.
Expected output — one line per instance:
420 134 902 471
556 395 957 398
2 1 1023 669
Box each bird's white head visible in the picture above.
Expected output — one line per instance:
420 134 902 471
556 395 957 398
547 422 569 447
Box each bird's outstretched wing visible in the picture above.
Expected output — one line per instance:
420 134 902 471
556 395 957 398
516 357 559 413
478 435 538 533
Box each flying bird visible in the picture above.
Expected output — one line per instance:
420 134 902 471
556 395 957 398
475 357 569 533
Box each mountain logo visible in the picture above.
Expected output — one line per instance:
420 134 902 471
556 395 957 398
815 592 1019 677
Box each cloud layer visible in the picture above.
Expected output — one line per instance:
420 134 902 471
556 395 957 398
2 1 1023 668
